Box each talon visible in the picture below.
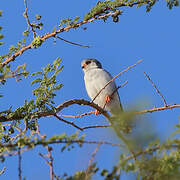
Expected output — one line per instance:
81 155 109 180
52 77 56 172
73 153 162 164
105 95 111 103
95 110 100 115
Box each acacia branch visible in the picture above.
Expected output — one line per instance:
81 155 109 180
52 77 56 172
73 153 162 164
0 11 115 67
1 100 180 123
0 0 151 67
0 139 124 150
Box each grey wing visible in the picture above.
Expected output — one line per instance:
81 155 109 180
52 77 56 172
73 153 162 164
84 69 122 113
102 70 123 113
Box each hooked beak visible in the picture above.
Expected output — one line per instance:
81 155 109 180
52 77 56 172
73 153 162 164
82 63 87 69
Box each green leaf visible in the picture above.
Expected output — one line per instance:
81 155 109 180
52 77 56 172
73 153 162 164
31 78 42 85
31 72 43 77
35 14 41 20
52 26 56 33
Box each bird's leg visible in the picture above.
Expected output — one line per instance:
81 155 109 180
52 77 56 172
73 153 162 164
94 110 100 115
105 95 111 103
95 95 111 115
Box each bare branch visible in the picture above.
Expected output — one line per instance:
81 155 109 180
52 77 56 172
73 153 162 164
144 72 168 106
92 59 142 103
18 148 22 180
82 124 111 130
55 36 90 48
24 0 36 37
54 114 84 131
0 167 6 175
85 144 101 180
57 111 94 119
137 104 180 114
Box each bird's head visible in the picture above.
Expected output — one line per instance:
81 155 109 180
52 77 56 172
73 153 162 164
81 58 102 73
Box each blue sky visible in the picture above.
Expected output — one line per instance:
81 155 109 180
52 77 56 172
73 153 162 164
1 0 180 179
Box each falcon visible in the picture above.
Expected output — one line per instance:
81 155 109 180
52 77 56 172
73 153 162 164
81 58 123 116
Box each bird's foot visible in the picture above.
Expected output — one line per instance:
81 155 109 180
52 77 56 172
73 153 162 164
94 110 100 115
105 95 111 103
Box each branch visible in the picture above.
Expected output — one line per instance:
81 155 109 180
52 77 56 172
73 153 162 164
55 36 90 48
1 100 180 123
0 0 151 67
137 104 180 114
0 11 116 67
85 144 101 180
39 146 55 180
0 139 124 150
24 0 36 37
57 111 94 118
144 72 168 106
54 114 84 131
18 148 22 180
123 143 180 163
0 99 111 122
82 125 111 130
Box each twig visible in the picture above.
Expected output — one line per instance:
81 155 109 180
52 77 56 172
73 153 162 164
82 124 111 130
18 148 22 180
48 147 54 180
57 111 94 119
0 72 27 82
54 114 83 131
85 144 101 180
24 0 36 38
0 167 6 175
92 59 142 103
0 139 124 150
144 72 168 107
55 36 90 48
35 123 55 180
137 104 180 114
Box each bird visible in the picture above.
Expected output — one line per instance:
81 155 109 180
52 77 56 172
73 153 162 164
81 58 123 116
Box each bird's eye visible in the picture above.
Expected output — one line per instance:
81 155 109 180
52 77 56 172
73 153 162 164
86 61 91 65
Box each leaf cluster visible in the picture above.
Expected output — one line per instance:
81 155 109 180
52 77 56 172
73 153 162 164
31 57 63 111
